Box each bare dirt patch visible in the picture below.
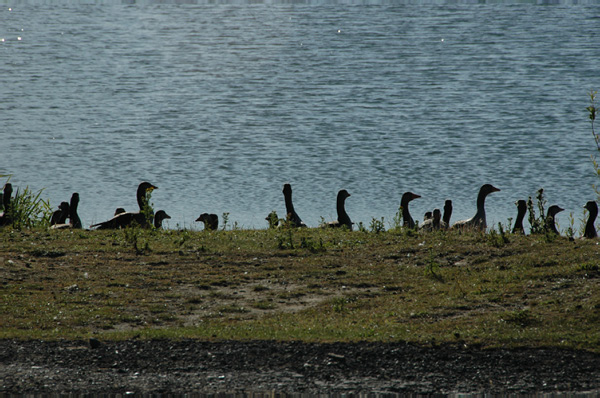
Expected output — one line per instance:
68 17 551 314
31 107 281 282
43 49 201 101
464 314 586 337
2 339 600 395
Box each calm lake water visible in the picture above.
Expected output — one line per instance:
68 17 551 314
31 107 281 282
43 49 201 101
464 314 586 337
2 1 600 232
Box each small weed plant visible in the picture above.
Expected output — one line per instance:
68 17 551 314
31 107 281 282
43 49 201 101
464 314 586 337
425 248 443 282
369 217 385 234
222 212 230 231
140 190 154 228
527 188 547 235
389 206 403 232
488 223 509 248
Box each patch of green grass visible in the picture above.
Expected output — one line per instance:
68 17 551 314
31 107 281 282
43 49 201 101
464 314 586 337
1 227 600 350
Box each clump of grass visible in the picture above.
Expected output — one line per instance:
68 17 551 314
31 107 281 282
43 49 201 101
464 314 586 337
277 228 295 250
488 223 509 248
425 248 443 282
123 226 150 255
3 183 52 229
217 305 249 314
502 309 538 328
300 236 325 253
252 300 276 310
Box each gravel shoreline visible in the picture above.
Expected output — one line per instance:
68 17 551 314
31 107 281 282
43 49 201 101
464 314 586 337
2 339 600 395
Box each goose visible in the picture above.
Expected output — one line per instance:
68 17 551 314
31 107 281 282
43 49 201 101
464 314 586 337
584 201 598 238
442 200 453 226
51 193 83 230
196 213 219 231
324 189 352 230
545 205 564 235
452 184 500 231
512 200 527 234
401 192 421 229
69 193 82 229
90 182 157 229
50 201 70 226
421 208 446 232
423 211 433 222
0 183 13 226
282 183 306 227
153 210 171 229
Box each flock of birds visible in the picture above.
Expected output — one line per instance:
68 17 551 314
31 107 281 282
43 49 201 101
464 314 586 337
271 182 598 238
0 181 598 239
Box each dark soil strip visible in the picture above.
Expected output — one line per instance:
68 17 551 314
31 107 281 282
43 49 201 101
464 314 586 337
1 339 599 394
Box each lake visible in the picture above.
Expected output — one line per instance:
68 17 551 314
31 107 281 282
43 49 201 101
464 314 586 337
2 1 600 233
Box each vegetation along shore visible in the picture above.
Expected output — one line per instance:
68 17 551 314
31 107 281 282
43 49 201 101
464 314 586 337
2 225 600 394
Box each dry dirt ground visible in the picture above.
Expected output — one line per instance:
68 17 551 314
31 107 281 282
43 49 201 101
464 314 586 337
2 339 600 395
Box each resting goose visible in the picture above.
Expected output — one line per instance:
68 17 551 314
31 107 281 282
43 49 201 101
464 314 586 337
51 193 83 230
442 200 453 226
584 201 598 239
324 189 352 230
401 192 421 229
0 183 13 226
545 205 564 235
423 211 432 222
91 182 157 229
452 184 500 231
283 183 306 227
512 200 527 234
153 210 171 229
50 201 70 226
196 213 219 231
421 208 446 232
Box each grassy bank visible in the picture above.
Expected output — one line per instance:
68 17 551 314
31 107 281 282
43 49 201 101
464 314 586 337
1 226 599 350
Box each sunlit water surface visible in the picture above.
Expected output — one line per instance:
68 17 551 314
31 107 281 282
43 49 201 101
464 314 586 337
2 1 600 232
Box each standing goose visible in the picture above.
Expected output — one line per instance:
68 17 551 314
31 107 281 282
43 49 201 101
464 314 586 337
452 184 500 231
433 208 446 230
50 201 70 226
51 193 83 230
584 201 598 239
401 192 421 229
282 183 306 228
442 200 453 227
91 182 157 229
324 189 352 230
153 210 171 229
545 205 564 235
512 200 527 234
0 183 13 226
69 193 82 229
196 213 219 231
